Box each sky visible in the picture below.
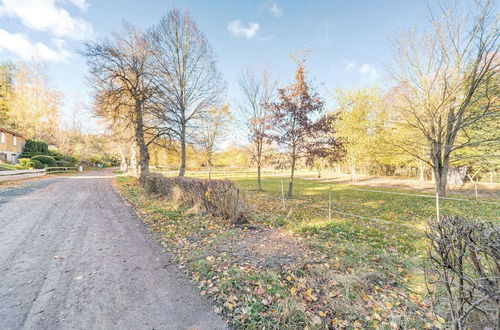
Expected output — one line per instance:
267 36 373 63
0 0 449 133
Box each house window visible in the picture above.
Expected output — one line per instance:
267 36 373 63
0 132 4 144
13 136 17 146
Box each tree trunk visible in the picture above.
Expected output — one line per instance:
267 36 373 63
433 164 448 197
419 161 425 181
350 165 356 182
431 141 449 197
129 144 138 177
134 102 150 180
288 147 296 198
208 160 212 179
257 165 261 191
179 121 187 177
119 146 128 172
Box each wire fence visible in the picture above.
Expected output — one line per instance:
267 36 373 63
156 169 499 228
241 180 498 228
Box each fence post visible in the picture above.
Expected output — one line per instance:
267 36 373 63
280 179 286 211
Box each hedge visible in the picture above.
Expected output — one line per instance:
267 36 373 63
56 160 75 167
140 172 247 224
17 158 44 169
31 159 44 169
31 155 57 168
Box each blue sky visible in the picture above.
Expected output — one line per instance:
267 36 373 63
0 0 438 130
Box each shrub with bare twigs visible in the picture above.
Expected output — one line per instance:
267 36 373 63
425 216 499 329
140 172 247 224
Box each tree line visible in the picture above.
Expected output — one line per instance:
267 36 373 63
0 61 114 166
235 1 498 197
96 3 496 197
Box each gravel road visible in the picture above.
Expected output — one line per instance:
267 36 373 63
0 170 227 330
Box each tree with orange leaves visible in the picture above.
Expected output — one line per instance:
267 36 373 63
267 57 343 197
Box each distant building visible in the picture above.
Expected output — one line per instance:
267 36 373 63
0 127 26 164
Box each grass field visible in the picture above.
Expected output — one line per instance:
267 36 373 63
116 171 499 329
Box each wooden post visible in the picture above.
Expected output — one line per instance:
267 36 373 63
280 179 286 211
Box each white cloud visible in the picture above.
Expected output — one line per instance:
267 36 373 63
358 64 380 82
261 1 283 18
0 29 70 62
227 20 259 39
343 61 380 82
0 0 93 40
343 60 357 72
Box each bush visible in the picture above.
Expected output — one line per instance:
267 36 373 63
17 158 44 169
140 172 247 224
17 158 33 169
20 139 49 158
31 155 57 168
426 216 499 329
56 160 75 167
31 159 44 169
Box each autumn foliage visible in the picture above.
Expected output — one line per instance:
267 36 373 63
267 59 343 196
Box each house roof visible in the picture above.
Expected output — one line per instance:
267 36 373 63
0 127 26 140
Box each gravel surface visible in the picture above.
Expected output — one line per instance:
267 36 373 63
0 170 227 330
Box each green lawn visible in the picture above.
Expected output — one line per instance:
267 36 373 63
0 163 17 171
116 173 499 329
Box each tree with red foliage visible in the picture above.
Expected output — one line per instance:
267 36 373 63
267 59 343 197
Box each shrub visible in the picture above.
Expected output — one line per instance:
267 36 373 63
56 160 75 167
426 216 499 329
17 158 33 168
16 158 44 169
20 139 49 158
140 172 247 224
31 159 44 169
31 155 57 168
49 149 76 162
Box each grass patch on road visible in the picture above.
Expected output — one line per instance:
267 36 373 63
114 174 498 329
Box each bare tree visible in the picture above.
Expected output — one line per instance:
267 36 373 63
238 67 278 190
389 0 499 196
199 104 230 179
84 23 156 179
148 9 224 177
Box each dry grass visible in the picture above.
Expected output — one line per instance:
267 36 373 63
140 172 248 223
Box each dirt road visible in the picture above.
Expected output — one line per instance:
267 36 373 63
0 170 227 330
